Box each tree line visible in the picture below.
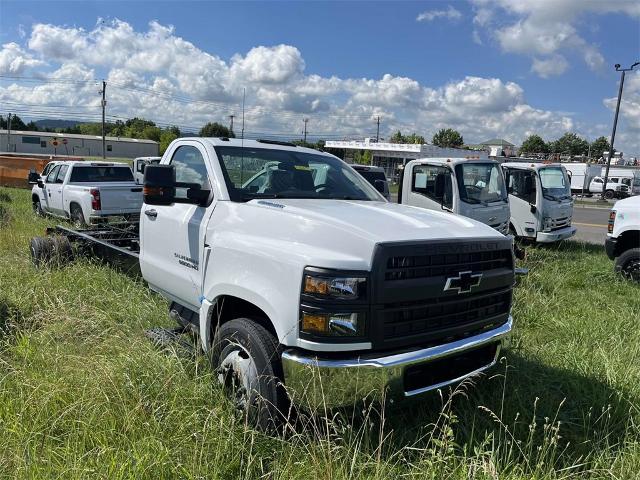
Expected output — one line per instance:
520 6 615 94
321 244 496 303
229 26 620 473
520 133 610 158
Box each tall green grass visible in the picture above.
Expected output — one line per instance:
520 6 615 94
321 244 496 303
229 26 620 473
0 186 639 479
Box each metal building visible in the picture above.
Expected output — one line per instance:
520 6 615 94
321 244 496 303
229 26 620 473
0 129 159 159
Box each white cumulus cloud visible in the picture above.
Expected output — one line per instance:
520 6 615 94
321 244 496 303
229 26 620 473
417 5 462 22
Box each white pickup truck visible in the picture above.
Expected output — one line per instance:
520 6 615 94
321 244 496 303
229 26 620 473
31 161 143 226
133 138 515 428
605 195 640 281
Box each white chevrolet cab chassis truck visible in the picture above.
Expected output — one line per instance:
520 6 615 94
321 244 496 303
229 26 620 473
133 138 513 427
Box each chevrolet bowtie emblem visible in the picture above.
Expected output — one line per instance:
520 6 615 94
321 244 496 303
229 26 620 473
443 271 483 294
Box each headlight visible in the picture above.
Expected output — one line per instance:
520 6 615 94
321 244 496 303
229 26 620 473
300 312 364 337
303 271 367 299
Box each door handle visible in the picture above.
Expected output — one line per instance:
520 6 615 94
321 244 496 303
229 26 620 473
144 209 158 218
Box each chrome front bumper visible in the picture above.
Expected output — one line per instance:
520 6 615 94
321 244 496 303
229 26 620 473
281 317 512 410
536 225 576 243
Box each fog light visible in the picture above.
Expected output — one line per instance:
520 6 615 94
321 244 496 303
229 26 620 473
300 312 364 337
301 312 327 333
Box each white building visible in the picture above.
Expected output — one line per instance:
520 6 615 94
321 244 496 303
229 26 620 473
324 139 487 182
0 129 159 159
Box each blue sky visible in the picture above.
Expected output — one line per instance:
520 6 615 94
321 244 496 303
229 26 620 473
1 0 639 154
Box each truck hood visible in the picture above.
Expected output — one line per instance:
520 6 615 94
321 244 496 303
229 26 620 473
613 195 640 212
211 199 504 270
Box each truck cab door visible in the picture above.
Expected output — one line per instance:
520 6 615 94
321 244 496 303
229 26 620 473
41 165 62 213
505 168 538 238
140 142 215 310
405 164 454 212
48 164 69 214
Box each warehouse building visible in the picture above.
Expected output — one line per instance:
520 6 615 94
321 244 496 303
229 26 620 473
324 139 487 182
0 129 159 159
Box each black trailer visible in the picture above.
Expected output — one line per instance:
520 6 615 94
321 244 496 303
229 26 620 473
30 221 140 273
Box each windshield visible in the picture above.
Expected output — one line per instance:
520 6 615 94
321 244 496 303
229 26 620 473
215 146 382 201
69 166 134 182
539 167 571 200
454 163 507 205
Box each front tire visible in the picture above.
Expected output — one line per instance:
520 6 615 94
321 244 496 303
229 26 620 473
33 199 44 217
615 248 640 282
211 318 289 431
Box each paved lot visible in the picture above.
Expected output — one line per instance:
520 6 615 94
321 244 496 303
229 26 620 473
572 205 609 245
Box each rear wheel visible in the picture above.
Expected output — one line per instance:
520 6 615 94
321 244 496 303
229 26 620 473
614 248 640 282
70 205 87 228
604 190 615 200
211 318 289 431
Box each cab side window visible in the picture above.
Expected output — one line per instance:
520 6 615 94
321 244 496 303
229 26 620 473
46 165 61 183
170 146 211 201
55 165 69 184
506 169 536 204
411 165 453 208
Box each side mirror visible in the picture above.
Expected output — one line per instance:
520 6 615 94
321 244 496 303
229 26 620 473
530 204 537 214
143 165 176 206
37 179 44 189
28 170 41 185
143 164 210 207
373 179 386 194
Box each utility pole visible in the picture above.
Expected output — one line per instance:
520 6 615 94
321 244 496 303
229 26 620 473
603 62 639 199
100 80 107 159
375 116 380 142
228 114 235 135
303 118 308 143
6 113 11 152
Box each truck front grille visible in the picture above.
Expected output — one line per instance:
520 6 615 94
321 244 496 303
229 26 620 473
386 249 512 281
380 287 511 345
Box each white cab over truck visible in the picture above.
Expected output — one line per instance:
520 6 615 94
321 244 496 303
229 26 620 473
398 158 510 235
605 195 640 281
133 157 162 184
30 161 143 226
135 138 515 427
501 163 576 243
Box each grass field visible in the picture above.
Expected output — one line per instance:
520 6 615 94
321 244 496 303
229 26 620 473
0 186 639 479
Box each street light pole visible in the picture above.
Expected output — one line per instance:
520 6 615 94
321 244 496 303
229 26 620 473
603 62 639 199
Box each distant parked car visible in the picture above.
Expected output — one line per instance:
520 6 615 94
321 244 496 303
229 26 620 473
349 164 390 200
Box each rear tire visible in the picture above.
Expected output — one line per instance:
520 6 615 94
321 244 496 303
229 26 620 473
70 205 87 228
614 248 640 282
30 236 73 267
211 318 289 431
604 190 614 200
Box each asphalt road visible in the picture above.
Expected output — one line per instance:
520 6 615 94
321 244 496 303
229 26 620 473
572 205 610 245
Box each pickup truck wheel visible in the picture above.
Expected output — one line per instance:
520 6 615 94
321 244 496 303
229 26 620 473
70 205 87 228
615 248 640 282
604 189 614 200
211 318 289 431
32 199 44 217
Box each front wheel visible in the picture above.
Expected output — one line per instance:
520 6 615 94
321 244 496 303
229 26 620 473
614 248 640 282
33 199 44 217
211 318 289 431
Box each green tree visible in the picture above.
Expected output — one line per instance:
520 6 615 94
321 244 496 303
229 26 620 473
432 128 464 148
159 129 179 154
199 122 234 138
0 114 27 130
352 150 372 165
590 136 610 159
520 134 549 154
550 133 589 156
404 133 425 144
